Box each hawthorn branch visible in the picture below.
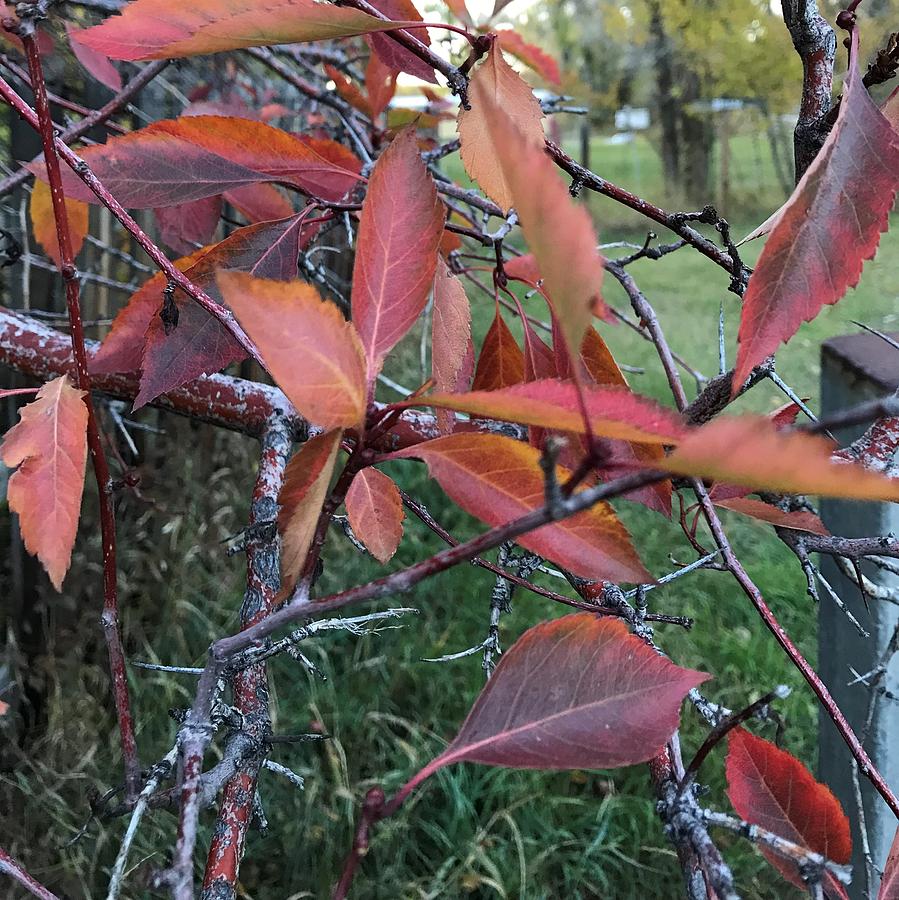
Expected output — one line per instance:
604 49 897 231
199 419 292 900
19 29 140 799
0 847 60 900
781 0 837 179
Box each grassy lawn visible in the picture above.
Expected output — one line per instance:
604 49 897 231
4 129 897 898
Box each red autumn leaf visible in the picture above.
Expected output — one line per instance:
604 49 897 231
65 23 122 91
650 416 899 502
278 429 342 595
521 318 556 383
713 497 829 536
727 728 850 897
733 31 899 391
495 29 561 85
467 65 606 358
365 51 398 120
404 380 684 444
154 196 222 255
224 183 295 224
458 42 544 211
390 433 650 583
351 127 444 377
77 0 412 61
366 0 436 83
403 615 707 784
0 376 88 591
431 258 472 433
89 215 316 410
880 825 899 899
471 307 524 391
29 179 89 268
139 214 318 407
345 467 405 564
218 272 367 430
42 116 362 209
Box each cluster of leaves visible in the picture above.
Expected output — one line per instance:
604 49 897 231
3 0 899 897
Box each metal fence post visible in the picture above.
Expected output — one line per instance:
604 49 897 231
819 332 899 898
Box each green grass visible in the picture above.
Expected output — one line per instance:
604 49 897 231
4 127 898 899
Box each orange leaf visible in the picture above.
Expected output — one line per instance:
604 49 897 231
352 127 444 377
345 467 404 563
325 64 371 118
365 51 397 120
468 58 606 357
0 376 88 590
278 430 342 594
217 272 367 430
727 728 850 898
29 180 88 268
495 29 561 85
458 42 544 211
471 307 524 391
734 31 899 390
77 0 411 61
401 380 685 444
652 417 899 502
714 497 829 536
390 433 650 583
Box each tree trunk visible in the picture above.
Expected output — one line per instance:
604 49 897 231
648 0 680 186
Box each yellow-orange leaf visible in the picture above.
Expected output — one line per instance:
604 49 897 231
391 433 649 583
469 57 605 358
345 467 404 563
0 376 88 590
278 429 342 594
29 180 88 268
217 272 367 430
458 42 544 211
655 418 899 501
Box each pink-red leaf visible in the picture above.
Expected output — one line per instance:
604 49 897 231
154 196 221 254
648 417 899 502
218 272 367 430
351 127 444 377
402 380 685 444
409 615 707 780
77 0 411 61
495 29 561 85
90 213 316 387
734 33 899 390
471 307 524 391
65 23 122 91
0 376 88 591
458 42 544 211
727 728 850 897
365 0 436 83
29 179 88 268
390 433 650 583
44 116 361 208
278 429 342 595
345 467 404 563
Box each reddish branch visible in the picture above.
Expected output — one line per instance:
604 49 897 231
0 847 60 900
19 29 140 798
